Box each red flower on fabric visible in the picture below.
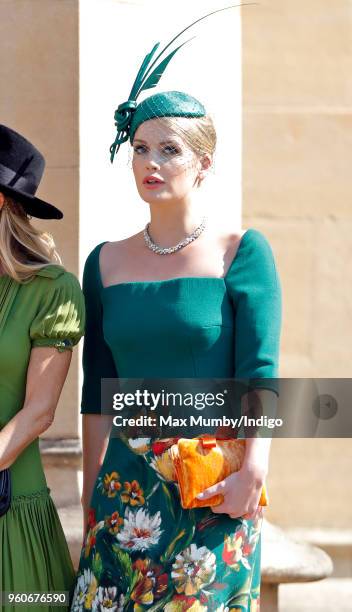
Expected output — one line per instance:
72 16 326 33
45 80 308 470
223 527 253 571
87 508 96 529
131 558 168 606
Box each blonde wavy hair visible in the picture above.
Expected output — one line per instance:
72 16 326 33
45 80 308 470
0 195 62 283
161 115 217 158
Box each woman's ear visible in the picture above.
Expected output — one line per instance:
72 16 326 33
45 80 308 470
0 193 5 210
197 154 212 185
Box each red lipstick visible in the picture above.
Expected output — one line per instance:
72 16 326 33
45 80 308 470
143 175 165 190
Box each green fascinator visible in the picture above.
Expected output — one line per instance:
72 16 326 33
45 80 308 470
129 91 206 144
110 4 248 163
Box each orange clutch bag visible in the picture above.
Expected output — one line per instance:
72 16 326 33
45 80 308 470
168 437 268 510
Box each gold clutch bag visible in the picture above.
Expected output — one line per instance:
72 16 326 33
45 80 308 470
167 436 268 510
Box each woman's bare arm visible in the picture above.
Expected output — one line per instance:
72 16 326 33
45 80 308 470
81 414 112 527
0 347 72 470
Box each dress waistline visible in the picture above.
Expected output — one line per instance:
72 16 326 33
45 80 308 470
11 486 51 507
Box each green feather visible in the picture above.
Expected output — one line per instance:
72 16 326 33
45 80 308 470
137 39 194 97
129 42 160 101
138 4 254 92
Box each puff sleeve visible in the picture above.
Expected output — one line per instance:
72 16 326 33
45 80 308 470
80 244 118 414
225 229 282 396
29 268 85 352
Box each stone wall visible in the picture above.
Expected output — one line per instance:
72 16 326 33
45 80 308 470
0 0 80 437
242 0 352 527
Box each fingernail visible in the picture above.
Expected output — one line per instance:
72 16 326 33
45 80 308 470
196 493 204 499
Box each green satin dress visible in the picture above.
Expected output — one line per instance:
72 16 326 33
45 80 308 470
71 228 282 612
0 265 85 611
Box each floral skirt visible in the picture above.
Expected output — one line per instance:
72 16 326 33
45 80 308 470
71 437 262 612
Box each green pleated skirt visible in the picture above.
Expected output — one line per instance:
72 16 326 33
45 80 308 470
0 487 75 612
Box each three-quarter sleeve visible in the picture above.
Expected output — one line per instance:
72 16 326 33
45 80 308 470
80 244 118 414
225 229 282 395
29 269 85 352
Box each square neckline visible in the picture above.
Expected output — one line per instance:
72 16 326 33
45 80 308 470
98 228 253 291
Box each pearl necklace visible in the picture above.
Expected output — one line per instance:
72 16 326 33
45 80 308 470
143 217 207 255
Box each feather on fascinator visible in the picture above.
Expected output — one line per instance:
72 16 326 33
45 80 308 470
110 4 254 163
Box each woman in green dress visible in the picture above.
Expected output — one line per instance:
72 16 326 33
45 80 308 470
0 124 85 611
71 84 282 610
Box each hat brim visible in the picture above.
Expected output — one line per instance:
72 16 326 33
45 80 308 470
0 183 63 220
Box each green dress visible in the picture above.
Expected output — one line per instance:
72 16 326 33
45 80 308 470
0 265 85 611
71 228 282 612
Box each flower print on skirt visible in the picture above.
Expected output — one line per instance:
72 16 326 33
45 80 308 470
70 436 262 612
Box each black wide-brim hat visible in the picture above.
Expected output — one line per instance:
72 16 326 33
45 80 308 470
0 125 63 219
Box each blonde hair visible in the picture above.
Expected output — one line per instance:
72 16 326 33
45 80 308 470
156 115 217 158
0 195 62 283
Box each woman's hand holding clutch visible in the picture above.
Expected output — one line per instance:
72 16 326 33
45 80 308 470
169 436 269 517
196 460 268 520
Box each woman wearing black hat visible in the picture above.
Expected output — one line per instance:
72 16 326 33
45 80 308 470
0 125 85 610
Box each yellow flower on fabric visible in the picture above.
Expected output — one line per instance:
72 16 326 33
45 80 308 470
150 450 176 481
164 596 207 611
121 480 145 506
71 569 97 611
104 511 124 534
188 604 207 612
85 571 98 610
102 471 122 498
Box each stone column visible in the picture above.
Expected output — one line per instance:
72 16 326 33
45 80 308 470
0 0 80 440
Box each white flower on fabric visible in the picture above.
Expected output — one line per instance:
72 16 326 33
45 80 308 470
127 437 151 454
171 543 216 596
117 594 125 612
116 507 163 551
92 586 119 611
71 569 97 611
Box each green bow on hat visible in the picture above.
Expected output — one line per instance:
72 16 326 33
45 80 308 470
110 4 251 163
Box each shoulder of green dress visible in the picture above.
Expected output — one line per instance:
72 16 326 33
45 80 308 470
225 228 279 294
83 241 109 289
242 228 273 249
34 264 66 279
234 228 276 264
85 242 109 266
225 228 273 272
32 266 83 297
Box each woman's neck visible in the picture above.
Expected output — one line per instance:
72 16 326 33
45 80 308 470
148 206 204 247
